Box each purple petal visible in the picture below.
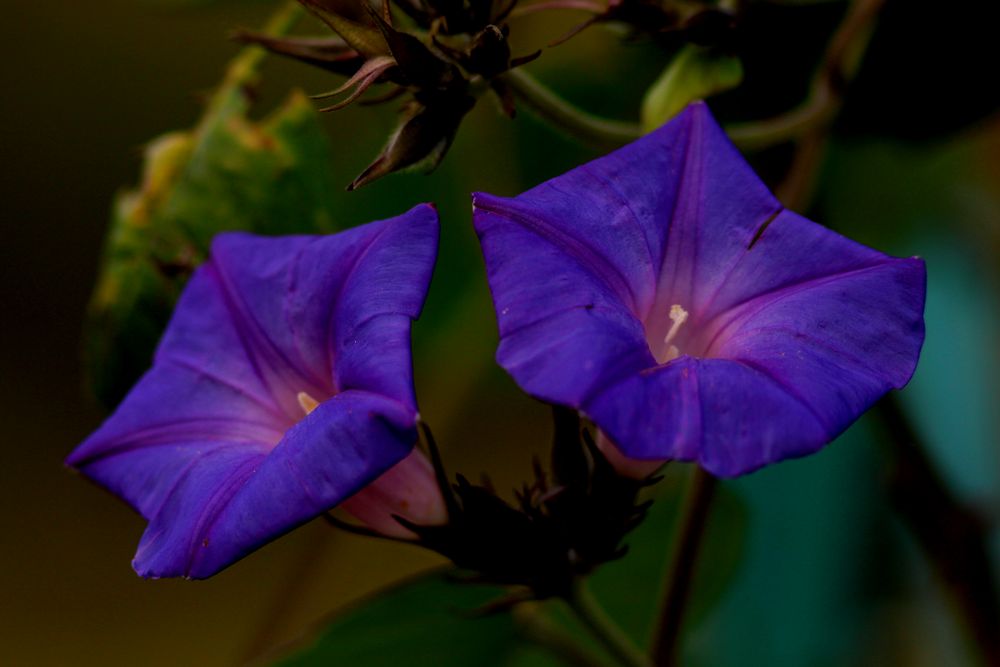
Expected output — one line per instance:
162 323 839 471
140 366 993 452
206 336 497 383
589 251 925 478
475 103 927 476
585 358 830 477
687 209 888 329
201 202 438 414
68 204 439 577
646 106 781 329
474 198 654 404
326 206 439 404
133 391 416 579
66 363 288 519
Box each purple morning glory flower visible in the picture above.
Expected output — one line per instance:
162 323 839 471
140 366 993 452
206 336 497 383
473 104 926 478
67 205 445 578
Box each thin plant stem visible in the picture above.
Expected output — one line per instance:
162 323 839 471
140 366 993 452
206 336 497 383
502 0 883 152
650 467 717 667
503 69 643 149
503 0 869 152
498 0 893 156
771 0 884 209
565 580 652 667
727 0 885 150
510 0 605 19
774 126 827 210
514 603 612 667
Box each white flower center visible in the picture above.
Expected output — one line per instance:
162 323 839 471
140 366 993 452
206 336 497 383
659 304 689 363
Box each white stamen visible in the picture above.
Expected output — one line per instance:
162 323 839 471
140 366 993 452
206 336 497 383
297 391 320 416
661 304 689 363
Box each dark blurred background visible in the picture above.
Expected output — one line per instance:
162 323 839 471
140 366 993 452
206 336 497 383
2 1 998 665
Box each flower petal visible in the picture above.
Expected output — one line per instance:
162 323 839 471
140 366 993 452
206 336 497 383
132 390 416 578
645 105 782 338
585 357 830 477
473 103 782 403
340 448 446 539
475 103 927 476
202 202 438 414
67 363 287 519
474 196 654 404
690 209 890 328
68 204 439 577
326 204 439 405
589 257 925 477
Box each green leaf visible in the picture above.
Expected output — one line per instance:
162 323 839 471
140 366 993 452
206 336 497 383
641 46 743 133
582 471 748 652
85 41 339 408
266 470 747 667
269 572 533 666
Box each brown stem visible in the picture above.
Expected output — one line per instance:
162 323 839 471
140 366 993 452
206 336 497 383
727 0 885 151
774 127 827 210
650 467 718 667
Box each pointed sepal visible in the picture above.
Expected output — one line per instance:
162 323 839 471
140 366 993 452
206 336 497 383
348 93 475 190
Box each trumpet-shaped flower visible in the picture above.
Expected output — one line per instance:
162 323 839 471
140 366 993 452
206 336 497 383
473 104 926 478
67 205 444 578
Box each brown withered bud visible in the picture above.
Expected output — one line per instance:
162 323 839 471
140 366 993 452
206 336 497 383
313 55 398 112
383 415 657 601
440 25 540 117
296 0 403 69
431 24 539 117
348 90 476 190
367 6 463 89
246 0 540 187
467 25 512 78
290 2 468 107
234 33 365 77
393 0 518 36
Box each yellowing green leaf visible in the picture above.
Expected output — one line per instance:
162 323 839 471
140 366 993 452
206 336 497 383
641 46 743 133
86 45 338 408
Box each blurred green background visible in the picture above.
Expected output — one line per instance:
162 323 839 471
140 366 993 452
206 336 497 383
1 1 998 665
